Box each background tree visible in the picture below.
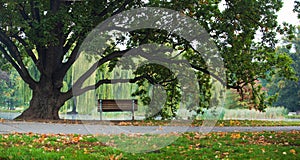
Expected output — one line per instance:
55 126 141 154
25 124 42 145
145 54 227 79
0 69 31 110
267 26 300 112
0 0 295 120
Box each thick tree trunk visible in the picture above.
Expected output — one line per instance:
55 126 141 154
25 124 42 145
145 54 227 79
15 80 65 120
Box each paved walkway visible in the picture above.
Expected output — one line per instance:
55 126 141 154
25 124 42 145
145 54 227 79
1 121 300 135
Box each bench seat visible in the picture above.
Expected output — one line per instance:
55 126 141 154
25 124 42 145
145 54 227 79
97 99 138 120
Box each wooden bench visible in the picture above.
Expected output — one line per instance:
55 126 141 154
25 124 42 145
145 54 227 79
97 99 138 120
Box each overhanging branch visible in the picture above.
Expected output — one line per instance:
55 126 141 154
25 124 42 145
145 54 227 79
111 0 132 16
72 49 130 90
72 75 145 96
0 45 36 88
0 30 36 88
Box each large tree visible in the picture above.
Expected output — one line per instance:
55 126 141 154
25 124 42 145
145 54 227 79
0 0 295 120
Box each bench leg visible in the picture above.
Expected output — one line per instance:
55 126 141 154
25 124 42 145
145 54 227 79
132 99 135 121
132 111 134 121
100 100 103 120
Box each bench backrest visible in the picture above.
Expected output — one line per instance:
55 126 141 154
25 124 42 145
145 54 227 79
98 99 138 112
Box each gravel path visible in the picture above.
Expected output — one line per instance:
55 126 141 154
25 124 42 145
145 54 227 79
1 121 300 135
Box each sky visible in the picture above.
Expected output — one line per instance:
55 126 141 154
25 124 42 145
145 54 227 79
277 0 299 26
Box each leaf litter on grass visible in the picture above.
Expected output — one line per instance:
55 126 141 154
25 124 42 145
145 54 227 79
0 131 299 159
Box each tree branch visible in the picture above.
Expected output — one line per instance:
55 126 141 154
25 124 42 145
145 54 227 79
72 49 130 90
17 3 34 28
63 34 78 54
111 0 132 16
12 34 38 64
0 45 36 88
29 0 40 22
73 75 146 96
0 30 36 88
0 46 21 74
57 40 81 79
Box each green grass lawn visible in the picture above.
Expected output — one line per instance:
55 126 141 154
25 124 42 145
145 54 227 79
111 119 300 127
213 120 300 127
0 131 299 159
15 119 300 127
286 115 300 119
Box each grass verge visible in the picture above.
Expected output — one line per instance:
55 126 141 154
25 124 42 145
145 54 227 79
9 119 300 127
286 115 300 119
113 119 300 127
0 131 299 159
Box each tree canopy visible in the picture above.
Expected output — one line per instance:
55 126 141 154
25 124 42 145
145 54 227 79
267 26 300 112
0 0 296 120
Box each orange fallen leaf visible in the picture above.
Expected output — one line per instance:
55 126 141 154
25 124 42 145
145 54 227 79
115 153 123 160
290 149 296 155
109 154 115 160
218 132 226 137
230 133 241 139
72 136 80 143
119 122 131 126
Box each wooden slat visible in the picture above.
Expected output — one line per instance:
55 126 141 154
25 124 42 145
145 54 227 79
100 99 138 112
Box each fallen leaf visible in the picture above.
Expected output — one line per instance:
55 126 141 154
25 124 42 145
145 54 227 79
109 154 115 160
290 149 296 155
119 122 131 126
83 148 88 154
218 132 226 137
222 152 229 156
72 137 80 143
231 133 241 139
115 153 123 160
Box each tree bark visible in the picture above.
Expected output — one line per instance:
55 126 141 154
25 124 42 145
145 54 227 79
15 79 65 120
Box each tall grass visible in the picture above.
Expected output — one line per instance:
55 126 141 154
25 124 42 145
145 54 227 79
223 107 288 120
177 107 288 120
176 108 225 120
